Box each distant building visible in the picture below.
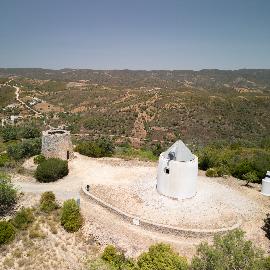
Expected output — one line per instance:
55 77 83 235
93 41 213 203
1 115 23 126
157 140 198 199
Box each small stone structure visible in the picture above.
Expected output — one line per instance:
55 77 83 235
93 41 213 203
157 140 198 199
42 129 74 160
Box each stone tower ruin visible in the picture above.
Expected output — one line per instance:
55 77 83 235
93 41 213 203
41 129 74 160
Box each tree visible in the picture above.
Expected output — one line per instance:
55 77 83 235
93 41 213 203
191 229 266 270
0 173 17 216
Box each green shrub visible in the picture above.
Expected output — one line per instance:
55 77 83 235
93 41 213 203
101 245 136 270
115 146 158 161
12 207 34 230
151 143 163 157
88 258 114 270
191 229 266 270
263 214 270 240
33 154 46 164
102 245 126 269
35 158 68 182
1 126 17 142
0 221 16 245
75 138 115 158
18 125 40 139
39 191 58 213
206 168 219 177
243 171 259 186
137 243 188 270
197 142 270 183
198 148 218 171
260 137 270 150
0 173 17 216
231 160 254 180
7 138 41 160
215 165 230 177
0 153 11 167
60 199 83 232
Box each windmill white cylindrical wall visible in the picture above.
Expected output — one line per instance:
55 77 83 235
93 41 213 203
261 171 270 196
157 140 198 199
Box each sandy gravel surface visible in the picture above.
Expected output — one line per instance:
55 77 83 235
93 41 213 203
90 176 262 230
11 153 270 258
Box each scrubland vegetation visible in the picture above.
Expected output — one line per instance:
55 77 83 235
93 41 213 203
197 138 270 184
88 230 270 270
0 69 270 269
2 69 270 146
75 138 115 158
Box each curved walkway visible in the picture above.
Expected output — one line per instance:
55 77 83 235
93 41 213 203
81 185 242 237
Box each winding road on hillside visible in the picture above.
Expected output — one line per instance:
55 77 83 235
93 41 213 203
13 85 42 115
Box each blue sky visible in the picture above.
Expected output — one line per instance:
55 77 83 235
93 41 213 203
0 0 269 70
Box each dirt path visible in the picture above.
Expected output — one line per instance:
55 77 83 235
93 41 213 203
13 85 42 115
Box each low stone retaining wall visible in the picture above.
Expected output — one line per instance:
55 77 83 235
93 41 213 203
81 186 241 237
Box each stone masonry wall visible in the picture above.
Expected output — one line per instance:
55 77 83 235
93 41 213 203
42 130 74 160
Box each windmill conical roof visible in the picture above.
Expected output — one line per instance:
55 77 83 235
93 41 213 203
163 140 194 162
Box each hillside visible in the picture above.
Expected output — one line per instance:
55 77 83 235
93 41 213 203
0 69 270 146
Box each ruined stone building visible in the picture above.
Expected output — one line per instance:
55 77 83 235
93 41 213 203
41 129 74 160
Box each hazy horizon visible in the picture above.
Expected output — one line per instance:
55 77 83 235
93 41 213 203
1 67 270 72
1 0 270 70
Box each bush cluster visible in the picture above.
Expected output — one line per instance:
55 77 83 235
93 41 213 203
0 221 16 245
39 191 58 213
7 138 41 160
90 230 270 270
0 173 17 216
60 199 83 232
12 207 34 230
198 140 270 184
191 229 267 270
0 125 40 142
75 138 114 158
35 158 68 182
1 126 17 142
